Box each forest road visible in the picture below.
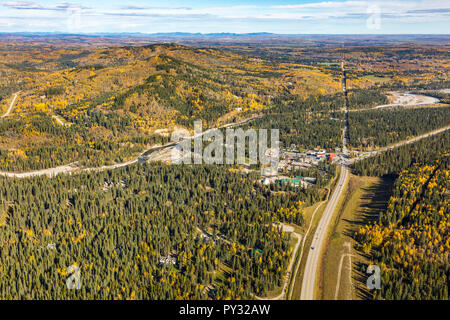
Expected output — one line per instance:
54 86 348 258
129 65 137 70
1 92 19 118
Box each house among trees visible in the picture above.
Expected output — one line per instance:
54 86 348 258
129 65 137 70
159 254 177 266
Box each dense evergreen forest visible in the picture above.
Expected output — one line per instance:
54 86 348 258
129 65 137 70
352 130 450 176
0 163 321 299
245 93 345 150
0 113 170 172
348 107 450 149
347 89 388 110
421 90 450 105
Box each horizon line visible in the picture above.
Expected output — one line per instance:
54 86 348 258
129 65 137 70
1 32 449 36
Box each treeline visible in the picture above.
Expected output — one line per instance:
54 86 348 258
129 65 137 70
347 89 388 110
0 164 311 299
0 142 144 172
378 79 450 92
348 106 450 149
419 90 450 105
43 86 65 97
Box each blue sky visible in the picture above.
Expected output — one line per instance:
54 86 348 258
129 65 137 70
0 0 449 34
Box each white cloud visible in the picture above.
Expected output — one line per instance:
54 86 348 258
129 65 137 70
0 1 449 33
2 1 90 11
272 1 368 9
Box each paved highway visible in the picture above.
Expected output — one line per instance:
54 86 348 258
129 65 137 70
299 60 350 300
297 123 449 300
300 164 348 299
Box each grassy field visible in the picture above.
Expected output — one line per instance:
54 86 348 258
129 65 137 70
362 75 391 83
319 174 395 300
316 167 349 299
316 62 340 67
288 202 326 299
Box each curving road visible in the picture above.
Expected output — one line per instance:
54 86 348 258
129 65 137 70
255 223 302 300
349 91 441 113
0 115 261 178
373 92 440 110
334 242 355 300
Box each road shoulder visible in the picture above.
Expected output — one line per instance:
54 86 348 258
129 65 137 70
320 174 395 300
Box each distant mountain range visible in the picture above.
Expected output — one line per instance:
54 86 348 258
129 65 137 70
2 32 449 37
0 32 448 47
